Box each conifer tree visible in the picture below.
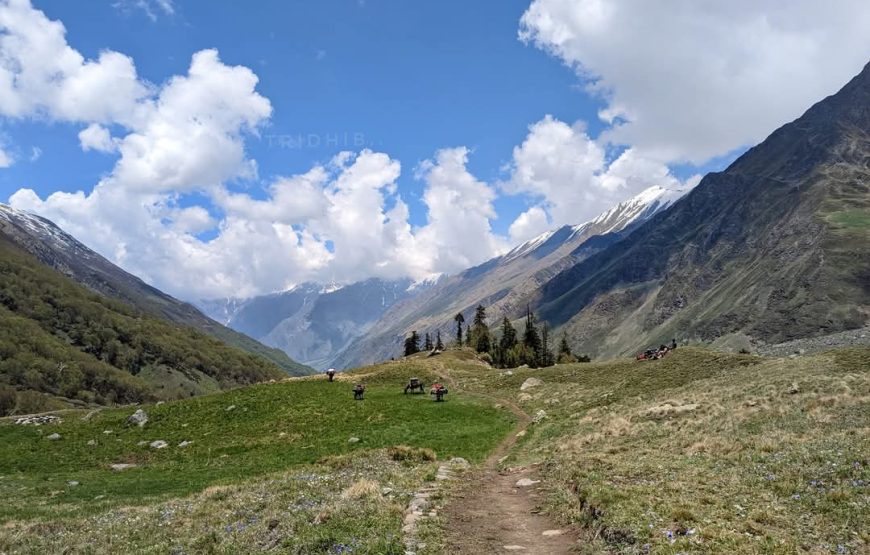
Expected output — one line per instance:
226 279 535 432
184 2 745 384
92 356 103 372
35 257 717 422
435 330 444 351
454 312 465 347
522 307 541 366
541 322 554 367
403 330 421 357
424 332 433 351
469 305 491 353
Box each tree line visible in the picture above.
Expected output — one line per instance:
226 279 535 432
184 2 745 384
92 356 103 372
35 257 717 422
403 305 590 368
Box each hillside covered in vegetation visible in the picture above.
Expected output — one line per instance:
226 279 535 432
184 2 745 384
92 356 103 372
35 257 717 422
0 237 289 415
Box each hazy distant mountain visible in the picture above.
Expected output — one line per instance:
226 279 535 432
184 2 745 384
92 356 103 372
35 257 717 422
198 278 427 370
0 204 313 377
532 61 870 357
332 185 690 368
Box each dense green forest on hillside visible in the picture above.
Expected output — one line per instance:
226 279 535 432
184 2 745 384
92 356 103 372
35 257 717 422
0 239 285 415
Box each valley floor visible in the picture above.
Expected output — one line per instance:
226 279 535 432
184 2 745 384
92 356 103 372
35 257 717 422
1 347 867 554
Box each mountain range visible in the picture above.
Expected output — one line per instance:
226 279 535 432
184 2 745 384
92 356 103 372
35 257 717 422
197 278 429 370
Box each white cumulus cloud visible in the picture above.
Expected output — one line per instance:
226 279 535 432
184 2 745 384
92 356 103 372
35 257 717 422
502 115 693 232
520 0 870 164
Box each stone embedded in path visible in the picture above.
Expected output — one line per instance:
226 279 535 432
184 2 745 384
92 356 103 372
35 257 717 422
520 377 542 391
126 409 148 427
542 529 563 536
515 478 540 487
503 546 527 551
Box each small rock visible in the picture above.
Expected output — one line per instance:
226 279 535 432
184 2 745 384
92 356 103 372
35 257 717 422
542 529 563 536
67 481 80 487
126 409 149 428
87 440 97 446
110 463 137 471
46 433 61 441
503 546 527 551
225 405 236 412
502 370 513 376
156 401 165 406
520 377 543 391
532 409 547 423
137 440 149 446
449 457 470 468
103 430 113 435
518 393 532 402
150 440 169 449
515 478 540 487
348 437 360 444
178 440 192 448
788 383 800 395
516 430 527 438
267 518 279 531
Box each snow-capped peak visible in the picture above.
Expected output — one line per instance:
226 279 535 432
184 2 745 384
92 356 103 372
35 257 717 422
0 203 75 249
502 185 690 263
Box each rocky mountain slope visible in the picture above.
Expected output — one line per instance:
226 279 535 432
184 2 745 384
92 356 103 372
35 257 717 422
198 278 424 370
0 204 312 376
333 185 689 368
534 61 870 357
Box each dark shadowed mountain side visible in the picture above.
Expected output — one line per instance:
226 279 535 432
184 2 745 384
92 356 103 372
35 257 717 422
332 186 689 369
0 228 291 415
533 61 870 357
199 279 424 370
0 204 313 377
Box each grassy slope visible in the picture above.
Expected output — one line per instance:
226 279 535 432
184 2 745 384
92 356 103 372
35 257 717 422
460 347 869 554
0 238 289 411
2 348 866 553
0 355 513 553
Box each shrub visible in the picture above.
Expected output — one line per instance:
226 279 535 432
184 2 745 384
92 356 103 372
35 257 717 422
387 445 437 463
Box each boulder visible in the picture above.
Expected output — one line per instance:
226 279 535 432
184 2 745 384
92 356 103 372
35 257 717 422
126 409 148 428
520 377 542 391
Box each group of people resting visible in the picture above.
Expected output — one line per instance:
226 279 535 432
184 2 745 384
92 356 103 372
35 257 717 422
637 338 678 361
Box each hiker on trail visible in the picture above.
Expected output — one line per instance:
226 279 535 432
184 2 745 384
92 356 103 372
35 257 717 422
353 383 365 400
326 368 336 382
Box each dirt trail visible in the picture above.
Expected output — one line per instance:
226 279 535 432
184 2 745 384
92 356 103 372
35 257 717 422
435 362 578 554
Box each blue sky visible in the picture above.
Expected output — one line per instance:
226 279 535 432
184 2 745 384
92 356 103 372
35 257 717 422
1 0 868 299
1 0 627 237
